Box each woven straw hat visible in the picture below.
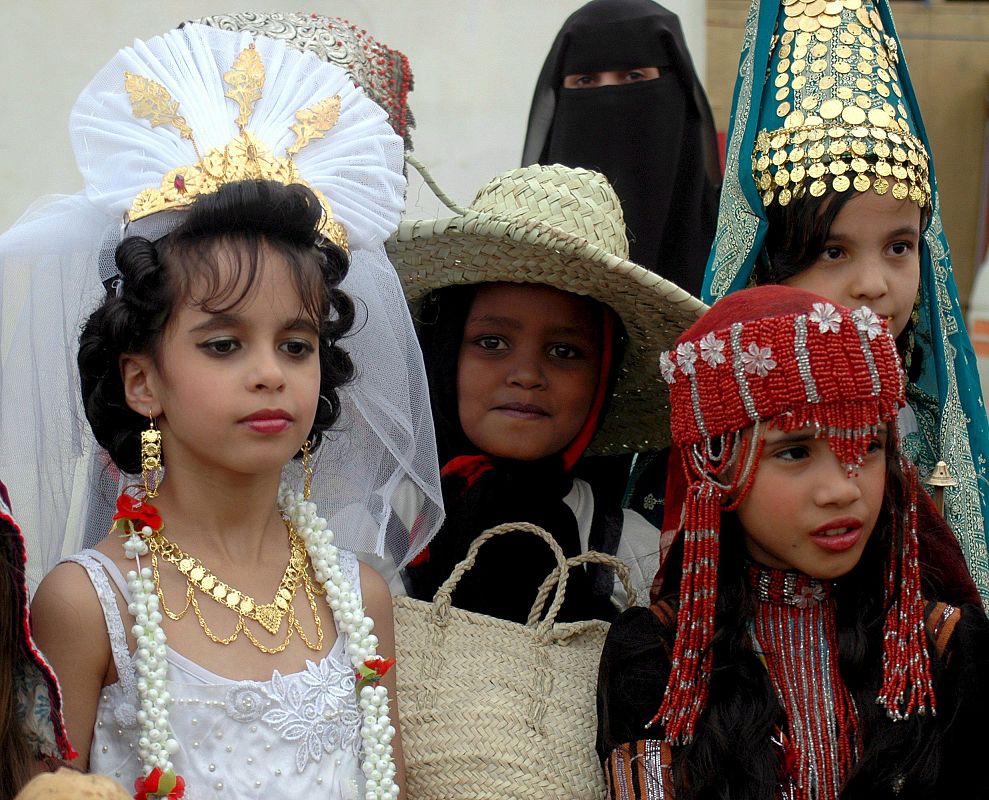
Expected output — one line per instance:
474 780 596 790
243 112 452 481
386 163 707 455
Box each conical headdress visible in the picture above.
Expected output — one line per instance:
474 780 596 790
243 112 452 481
753 0 930 210
703 0 989 604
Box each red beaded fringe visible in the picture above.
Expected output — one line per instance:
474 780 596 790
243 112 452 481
878 459 936 720
652 431 935 746
652 481 722 743
752 573 858 799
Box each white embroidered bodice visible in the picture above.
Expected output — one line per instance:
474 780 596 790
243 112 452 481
67 549 365 800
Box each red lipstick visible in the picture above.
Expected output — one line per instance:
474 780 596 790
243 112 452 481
240 409 293 434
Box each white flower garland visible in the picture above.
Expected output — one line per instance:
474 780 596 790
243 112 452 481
122 483 398 799
279 485 399 799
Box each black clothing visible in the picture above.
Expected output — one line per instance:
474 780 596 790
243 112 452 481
522 0 721 296
597 600 989 797
405 458 623 623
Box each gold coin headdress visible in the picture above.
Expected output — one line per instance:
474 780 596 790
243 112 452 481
123 43 348 251
752 0 930 209
706 1 989 600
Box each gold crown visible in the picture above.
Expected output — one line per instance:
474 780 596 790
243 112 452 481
124 44 349 252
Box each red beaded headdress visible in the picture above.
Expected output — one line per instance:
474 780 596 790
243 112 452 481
653 285 934 744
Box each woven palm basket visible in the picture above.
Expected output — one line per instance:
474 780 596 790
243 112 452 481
386 161 707 456
394 523 637 800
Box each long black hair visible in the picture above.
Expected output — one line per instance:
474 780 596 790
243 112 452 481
78 180 354 474
639 442 947 798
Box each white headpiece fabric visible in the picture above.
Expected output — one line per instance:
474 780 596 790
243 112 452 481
0 23 443 589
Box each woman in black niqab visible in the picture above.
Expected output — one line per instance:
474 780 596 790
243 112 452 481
522 0 720 296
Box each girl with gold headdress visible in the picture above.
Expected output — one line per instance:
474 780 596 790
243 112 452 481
702 0 989 606
20 22 446 799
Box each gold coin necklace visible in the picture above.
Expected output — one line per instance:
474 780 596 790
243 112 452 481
146 522 324 654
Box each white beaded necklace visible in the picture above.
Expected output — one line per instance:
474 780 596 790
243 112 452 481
118 483 399 800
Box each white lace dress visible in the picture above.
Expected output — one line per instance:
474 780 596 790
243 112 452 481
66 549 366 800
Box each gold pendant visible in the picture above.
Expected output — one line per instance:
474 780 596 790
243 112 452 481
146 522 324 653
255 603 282 635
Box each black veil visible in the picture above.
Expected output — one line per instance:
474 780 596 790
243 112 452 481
522 0 720 296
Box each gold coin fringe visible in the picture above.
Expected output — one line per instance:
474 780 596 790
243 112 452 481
753 0 931 209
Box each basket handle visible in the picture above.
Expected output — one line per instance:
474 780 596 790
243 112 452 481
431 522 569 632
405 152 468 215
525 551 638 627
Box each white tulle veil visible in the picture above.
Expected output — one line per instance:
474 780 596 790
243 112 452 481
0 23 443 590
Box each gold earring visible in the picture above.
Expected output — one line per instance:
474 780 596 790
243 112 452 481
301 440 314 501
141 414 163 498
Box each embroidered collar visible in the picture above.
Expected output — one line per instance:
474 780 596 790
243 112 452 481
747 563 832 609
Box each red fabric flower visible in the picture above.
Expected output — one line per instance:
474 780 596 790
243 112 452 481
113 493 162 532
355 656 397 692
366 656 396 677
134 767 185 800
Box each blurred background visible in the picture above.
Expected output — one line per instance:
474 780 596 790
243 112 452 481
2 1 987 311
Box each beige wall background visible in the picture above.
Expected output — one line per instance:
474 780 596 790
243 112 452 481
707 0 989 306
0 0 705 232
5 3 985 297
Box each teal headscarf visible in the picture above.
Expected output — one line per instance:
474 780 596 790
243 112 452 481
704 0 989 603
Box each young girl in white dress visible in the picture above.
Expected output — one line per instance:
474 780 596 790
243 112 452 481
28 23 442 800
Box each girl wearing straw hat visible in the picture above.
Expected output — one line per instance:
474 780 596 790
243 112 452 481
387 163 704 622
700 0 989 606
597 285 989 799
522 0 722 530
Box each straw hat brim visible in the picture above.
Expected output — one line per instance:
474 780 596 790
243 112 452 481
386 211 707 455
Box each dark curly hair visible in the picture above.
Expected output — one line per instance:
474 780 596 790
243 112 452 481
78 180 355 474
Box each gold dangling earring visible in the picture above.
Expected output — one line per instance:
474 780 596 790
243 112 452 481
141 413 163 498
301 440 313 501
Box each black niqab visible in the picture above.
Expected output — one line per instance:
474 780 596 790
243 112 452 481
522 0 721 296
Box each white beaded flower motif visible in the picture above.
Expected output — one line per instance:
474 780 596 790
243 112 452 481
675 342 697 376
699 332 726 367
659 351 677 384
741 342 777 377
809 302 842 334
852 306 883 340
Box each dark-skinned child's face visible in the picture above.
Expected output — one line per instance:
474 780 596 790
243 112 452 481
456 283 601 461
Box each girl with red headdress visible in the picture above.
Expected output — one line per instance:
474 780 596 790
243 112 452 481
0 480 74 798
597 286 989 798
